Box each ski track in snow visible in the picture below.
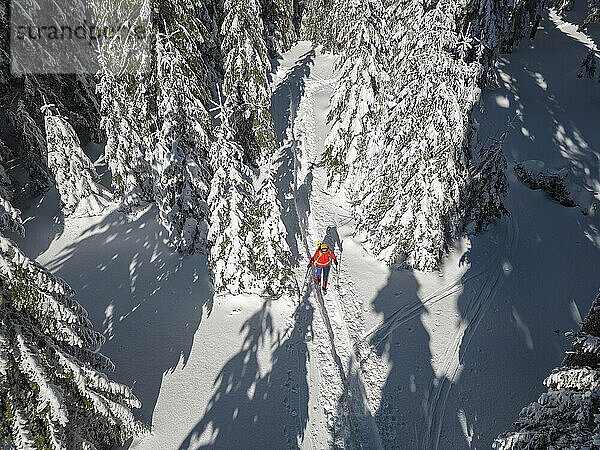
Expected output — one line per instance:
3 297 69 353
423 211 519 450
356 210 519 449
278 43 384 448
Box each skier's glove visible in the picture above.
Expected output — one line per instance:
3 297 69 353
307 262 312 268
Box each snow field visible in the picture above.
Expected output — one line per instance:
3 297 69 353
12 6 600 447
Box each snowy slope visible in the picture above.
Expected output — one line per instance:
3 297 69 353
15 191 311 447
12 7 600 449
273 9 600 448
342 8 600 449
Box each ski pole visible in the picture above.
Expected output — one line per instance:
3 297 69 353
300 264 311 293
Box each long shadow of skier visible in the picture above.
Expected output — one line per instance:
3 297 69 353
367 269 438 448
178 294 313 449
323 225 342 258
271 49 316 264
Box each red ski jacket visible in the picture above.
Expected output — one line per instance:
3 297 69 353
312 248 336 267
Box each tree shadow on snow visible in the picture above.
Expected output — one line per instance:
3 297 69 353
12 139 109 259
178 294 313 449
477 10 600 195
11 185 64 259
365 268 441 449
326 262 435 448
41 205 213 433
434 9 600 446
445 182 600 446
271 49 316 264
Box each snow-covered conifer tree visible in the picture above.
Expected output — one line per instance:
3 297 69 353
322 0 387 188
547 0 575 13
261 0 298 56
501 0 544 52
217 0 295 292
300 0 340 51
1 0 101 199
221 0 276 165
494 292 600 448
151 3 214 254
0 197 146 448
95 0 154 205
43 105 112 217
0 144 14 204
207 97 292 296
463 134 510 232
584 0 600 27
321 0 528 269
97 74 153 206
348 0 483 270
463 0 514 86
207 114 260 294
578 49 597 78
254 159 294 295
15 97 52 195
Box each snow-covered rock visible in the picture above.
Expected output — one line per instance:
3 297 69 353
514 159 597 214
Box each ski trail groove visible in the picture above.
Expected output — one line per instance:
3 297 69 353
289 72 348 387
423 211 519 450
289 78 354 444
287 62 381 448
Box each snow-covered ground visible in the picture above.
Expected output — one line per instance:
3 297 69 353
14 7 600 449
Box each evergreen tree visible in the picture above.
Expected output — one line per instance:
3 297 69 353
584 0 600 27
463 133 510 232
348 0 483 270
14 96 52 196
501 0 545 53
578 49 597 78
95 0 154 205
0 0 102 199
151 1 214 253
0 197 146 449
218 0 294 293
547 0 575 12
97 73 154 206
321 0 524 270
207 115 260 294
220 0 276 165
207 99 292 296
300 0 340 51
494 292 600 448
261 0 298 56
254 156 294 295
42 105 112 217
322 0 387 188
462 0 512 86
0 144 14 205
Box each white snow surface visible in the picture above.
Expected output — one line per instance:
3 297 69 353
13 8 600 448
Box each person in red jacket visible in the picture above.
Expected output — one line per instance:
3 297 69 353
307 241 338 294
